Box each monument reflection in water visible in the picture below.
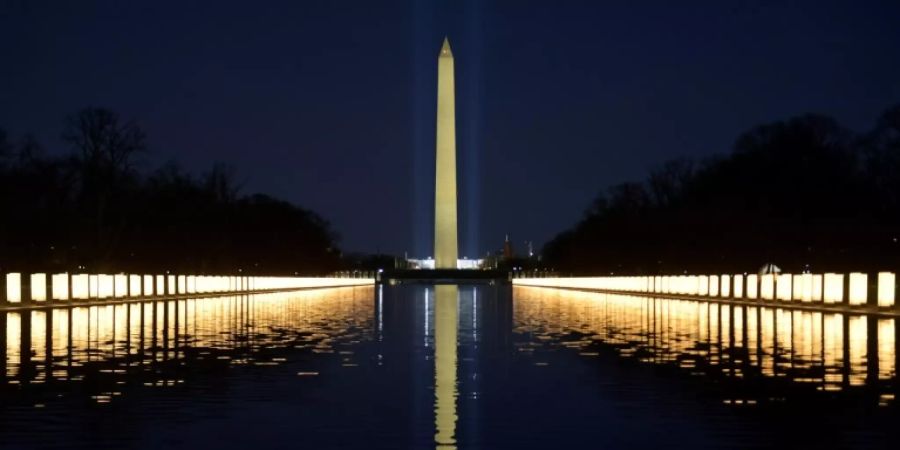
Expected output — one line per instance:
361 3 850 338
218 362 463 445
0 283 898 448
434 285 458 449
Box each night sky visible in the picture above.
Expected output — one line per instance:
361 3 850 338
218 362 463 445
2 1 900 257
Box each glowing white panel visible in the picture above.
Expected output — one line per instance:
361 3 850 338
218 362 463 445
156 275 164 296
746 274 758 299
848 273 867 306
709 275 719 297
812 274 823 301
167 275 176 295
30 273 47 301
733 274 744 298
114 274 128 298
71 274 89 299
98 274 114 298
143 275 154 296
776 274 791 301
823 273 844 304
720 275 730 297
760 274 774 300
6 273 21 303
178 275 186 294
877 272 895 308
129 275 142 297
89 275 99 298
52 273 69 300
799 274 813 302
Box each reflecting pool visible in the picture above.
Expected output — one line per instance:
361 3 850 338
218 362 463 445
0 284 898 448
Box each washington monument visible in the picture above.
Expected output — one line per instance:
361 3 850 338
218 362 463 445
434 37 458 269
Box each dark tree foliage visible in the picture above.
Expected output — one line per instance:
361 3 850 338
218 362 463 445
0 108 341 275
543 106 900 275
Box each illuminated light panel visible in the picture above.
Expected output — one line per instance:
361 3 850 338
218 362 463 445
877 272 895 308
746 274 758 299
30 273 47 301
720 275 730 298
709 275 719 297
143 275 154 296
760 274 774 300
733 274 743 298
848 273 867 306
129 275 142 297
812 274 823 301
776 274 791 301
52 273 69 300
71 274 89 299
823 273 844 304
6 273 22 303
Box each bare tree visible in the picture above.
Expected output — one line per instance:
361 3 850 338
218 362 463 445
63 107 146 176
62 107 147 267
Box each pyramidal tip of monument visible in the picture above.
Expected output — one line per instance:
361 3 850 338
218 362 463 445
440 36 452 57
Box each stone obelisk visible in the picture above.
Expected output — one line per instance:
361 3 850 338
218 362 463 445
434 37 458 269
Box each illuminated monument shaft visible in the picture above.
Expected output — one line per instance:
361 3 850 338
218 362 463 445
434 37 458 269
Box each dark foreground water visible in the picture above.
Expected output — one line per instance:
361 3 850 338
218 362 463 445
0 284 898 449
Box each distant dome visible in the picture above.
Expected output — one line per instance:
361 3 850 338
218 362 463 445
758 263 782 275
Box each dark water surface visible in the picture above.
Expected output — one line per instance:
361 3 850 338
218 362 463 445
0 284 898 449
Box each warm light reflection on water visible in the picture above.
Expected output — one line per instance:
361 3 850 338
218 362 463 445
514 286 898 406
0 286 374 406
434 285 459 449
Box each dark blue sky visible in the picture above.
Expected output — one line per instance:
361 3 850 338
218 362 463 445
2 1 900 257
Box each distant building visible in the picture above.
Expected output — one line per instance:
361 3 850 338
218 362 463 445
407 257 483 270
503 234 513 259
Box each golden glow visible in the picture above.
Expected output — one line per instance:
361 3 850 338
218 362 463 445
3 286 374 397
6 273 21 303
514 271 888 310
115 274 128 298
129 274 142 297
514 286 896 401
823 273 844 304
30 273 47 301
434 284 458 448
848 273 867 306
776 273 791 301
812 274 823 301
760 274 774 300
52 273 69 300
143 274 154 296
878 272 895 308
747 274 758 299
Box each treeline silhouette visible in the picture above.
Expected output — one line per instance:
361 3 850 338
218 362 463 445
544 104 900 275
0 107 341 275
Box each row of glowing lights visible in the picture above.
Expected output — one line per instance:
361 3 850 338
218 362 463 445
513 272 897 307
3 273 374 303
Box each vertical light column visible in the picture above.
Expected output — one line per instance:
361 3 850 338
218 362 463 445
433 37 459 269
